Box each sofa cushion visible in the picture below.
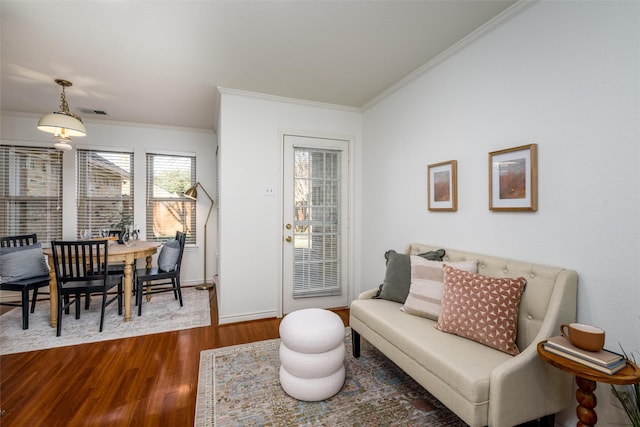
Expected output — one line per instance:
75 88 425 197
435 265 526 356
0 243 50 284
374 249 445 303
402 257 478 320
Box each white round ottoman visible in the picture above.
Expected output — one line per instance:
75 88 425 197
279 308 345 401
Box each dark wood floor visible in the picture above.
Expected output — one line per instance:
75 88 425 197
0 287 349 426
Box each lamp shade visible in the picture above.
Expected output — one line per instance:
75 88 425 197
184 185 198 200
37 112 86 137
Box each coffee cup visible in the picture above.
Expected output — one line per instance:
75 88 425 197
560 323 605 352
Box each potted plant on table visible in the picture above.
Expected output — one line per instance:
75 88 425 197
611 349 640 427
108 208 133 244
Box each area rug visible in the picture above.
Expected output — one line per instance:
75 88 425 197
194 329 465 426
0 287 211 355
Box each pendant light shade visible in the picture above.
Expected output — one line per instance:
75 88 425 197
38 111 86 137
37 79 86 150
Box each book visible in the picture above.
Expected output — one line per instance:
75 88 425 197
543 344 627 375
545 335 624 366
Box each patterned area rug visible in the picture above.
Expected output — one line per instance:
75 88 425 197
195 329 466 426
0 287 211 355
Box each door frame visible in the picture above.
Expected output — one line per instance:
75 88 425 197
276 129 355 317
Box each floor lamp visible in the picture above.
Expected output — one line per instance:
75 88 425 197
184 182 214 290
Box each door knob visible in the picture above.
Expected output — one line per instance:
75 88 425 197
285 224 292 229
285 236 292 242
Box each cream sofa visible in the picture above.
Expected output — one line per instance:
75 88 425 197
349 243 578 427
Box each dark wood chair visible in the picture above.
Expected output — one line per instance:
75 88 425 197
86 230 129 310
135 231 186 316
105 230 128 275
51 239 123 336
0 234 50 329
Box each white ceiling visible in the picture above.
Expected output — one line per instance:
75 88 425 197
1 0 517 131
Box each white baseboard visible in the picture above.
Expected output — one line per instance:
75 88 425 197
218 309 279 325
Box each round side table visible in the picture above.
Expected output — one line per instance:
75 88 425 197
537 341 640 427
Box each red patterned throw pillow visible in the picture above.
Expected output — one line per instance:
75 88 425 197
435 265 526 356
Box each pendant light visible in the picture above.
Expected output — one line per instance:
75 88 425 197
37 79 86 151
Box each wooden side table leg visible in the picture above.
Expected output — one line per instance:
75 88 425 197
576 376 597 427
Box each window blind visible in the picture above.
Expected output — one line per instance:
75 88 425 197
145 153 195 244
292 147 342 298
77 149 134 238
0 145 63 245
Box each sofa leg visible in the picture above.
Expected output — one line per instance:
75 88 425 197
517 415 556 427
540 414 555 427
351 329 361 358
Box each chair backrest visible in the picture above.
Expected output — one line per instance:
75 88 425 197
1 234 38 248
51 240 110 286
173 231 187 273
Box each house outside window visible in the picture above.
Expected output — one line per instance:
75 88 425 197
146 153 195 244
77 149 134 237
0 145 63 244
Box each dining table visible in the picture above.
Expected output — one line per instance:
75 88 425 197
43 240 161 326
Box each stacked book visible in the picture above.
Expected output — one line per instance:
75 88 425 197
544 335 627 375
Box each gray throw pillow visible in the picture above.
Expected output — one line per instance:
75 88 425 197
157 239 181 272
374 249 445 303
0 243 50 284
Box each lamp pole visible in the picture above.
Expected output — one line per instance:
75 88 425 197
185 182 214 290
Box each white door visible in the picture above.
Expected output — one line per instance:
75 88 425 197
282 135 349 314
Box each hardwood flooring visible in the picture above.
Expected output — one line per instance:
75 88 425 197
0 287 349 426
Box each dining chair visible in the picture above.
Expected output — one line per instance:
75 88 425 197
51 239 123 336
0 234 51 329
135 231 186 316
85 230 133 310
106 229 143 303
105 230 128 275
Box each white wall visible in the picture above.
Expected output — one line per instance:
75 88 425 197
361 1 639 425
1 112 217 287
216 89 362 324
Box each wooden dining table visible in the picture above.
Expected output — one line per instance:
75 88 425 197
43 241 161 326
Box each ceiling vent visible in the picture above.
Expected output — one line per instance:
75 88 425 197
78 108 108 116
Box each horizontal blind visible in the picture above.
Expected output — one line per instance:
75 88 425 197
145 153 196 244
77 149 134 238
0 145 63 246
292 147 342 298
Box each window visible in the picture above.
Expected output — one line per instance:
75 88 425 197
292 147 342 297
0 145 63 244
77 149 134 237
146 153 195 244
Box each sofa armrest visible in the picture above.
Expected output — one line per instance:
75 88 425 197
489 343 571 427
488 269 577 427
356 288 379 300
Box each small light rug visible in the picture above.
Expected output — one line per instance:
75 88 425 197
194 329 465 426
0 287 211 355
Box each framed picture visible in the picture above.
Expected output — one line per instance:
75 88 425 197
428 160 457 211
489 144 538 211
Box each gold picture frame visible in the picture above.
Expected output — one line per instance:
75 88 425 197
489 144 538 211
428 160 457 211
